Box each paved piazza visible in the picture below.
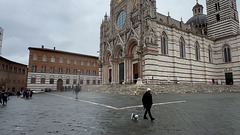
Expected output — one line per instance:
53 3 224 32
0 91 240 135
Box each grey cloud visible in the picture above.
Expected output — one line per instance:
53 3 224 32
0 0 239 65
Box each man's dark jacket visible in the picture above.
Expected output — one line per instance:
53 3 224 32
142 92 153 109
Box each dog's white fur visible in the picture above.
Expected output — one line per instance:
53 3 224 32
131 113 139 120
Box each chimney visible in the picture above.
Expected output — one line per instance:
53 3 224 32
54 47 56 50
41 45 44 48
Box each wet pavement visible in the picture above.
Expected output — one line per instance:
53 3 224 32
0 91 240 135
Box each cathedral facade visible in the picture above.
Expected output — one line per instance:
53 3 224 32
99 0 240 85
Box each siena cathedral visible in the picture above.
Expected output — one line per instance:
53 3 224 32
99 0 240 85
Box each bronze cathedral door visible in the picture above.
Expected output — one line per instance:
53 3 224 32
119 63 124 84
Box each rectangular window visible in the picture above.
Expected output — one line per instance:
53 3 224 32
73 79 77 84
66 68 70 74
73 69 77 75
80 79 83 84
59 68 63 74
50 78 54 84
41 78 45 84
93 80 96 85
93 71 96 76
66 79 70 84
80 70 84 75
86 70 90 75
31 78 36 84
32 66 37 72
42 66 46 73
215 2 220 11
18 68 21 74
22 69 25 74
50 67 55 73
87 80 90 85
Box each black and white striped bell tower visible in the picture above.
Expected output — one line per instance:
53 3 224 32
206 0 239 39
0 27 3 56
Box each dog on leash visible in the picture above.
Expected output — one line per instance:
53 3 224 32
131 113 139 120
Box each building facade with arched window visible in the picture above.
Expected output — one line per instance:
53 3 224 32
0 56 28 94
99 0 240 85
28 45 99 92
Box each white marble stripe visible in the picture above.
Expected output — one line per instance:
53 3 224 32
118 100 186 110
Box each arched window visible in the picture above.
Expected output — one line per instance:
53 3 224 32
33 53 37 61
42 55 47 62
87 60 90 66
81 60 84 66
179 37 186 58
223 45 231 63
67 58 71 64
161 32 168 55
208 46 213 63
51 56 55 62
74 59 77 65
59 57 63 63
195 42 200 61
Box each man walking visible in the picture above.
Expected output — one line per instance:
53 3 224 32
142 88 155 121
1 90 8 106
75 84 81 99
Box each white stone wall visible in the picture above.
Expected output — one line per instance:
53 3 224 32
142 22 240 84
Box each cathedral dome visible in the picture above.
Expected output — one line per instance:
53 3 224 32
186 14 207 27
186 2 207 28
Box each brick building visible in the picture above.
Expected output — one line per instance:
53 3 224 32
0 56 28 94
28 46 99 92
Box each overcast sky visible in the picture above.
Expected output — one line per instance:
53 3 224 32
0 0 239 65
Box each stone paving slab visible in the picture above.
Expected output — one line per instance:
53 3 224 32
0 91 240 135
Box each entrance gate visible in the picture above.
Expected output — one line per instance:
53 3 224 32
225 73 233 85
57 79 63 90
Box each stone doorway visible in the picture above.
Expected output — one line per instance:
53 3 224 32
225 73 233 85
57 79 63 91
133 63 138 84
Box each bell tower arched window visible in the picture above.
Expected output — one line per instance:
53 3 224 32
179 38 186 58
195 42 200 61
223 45 231 63
208 46 213 63
161 32 168 55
